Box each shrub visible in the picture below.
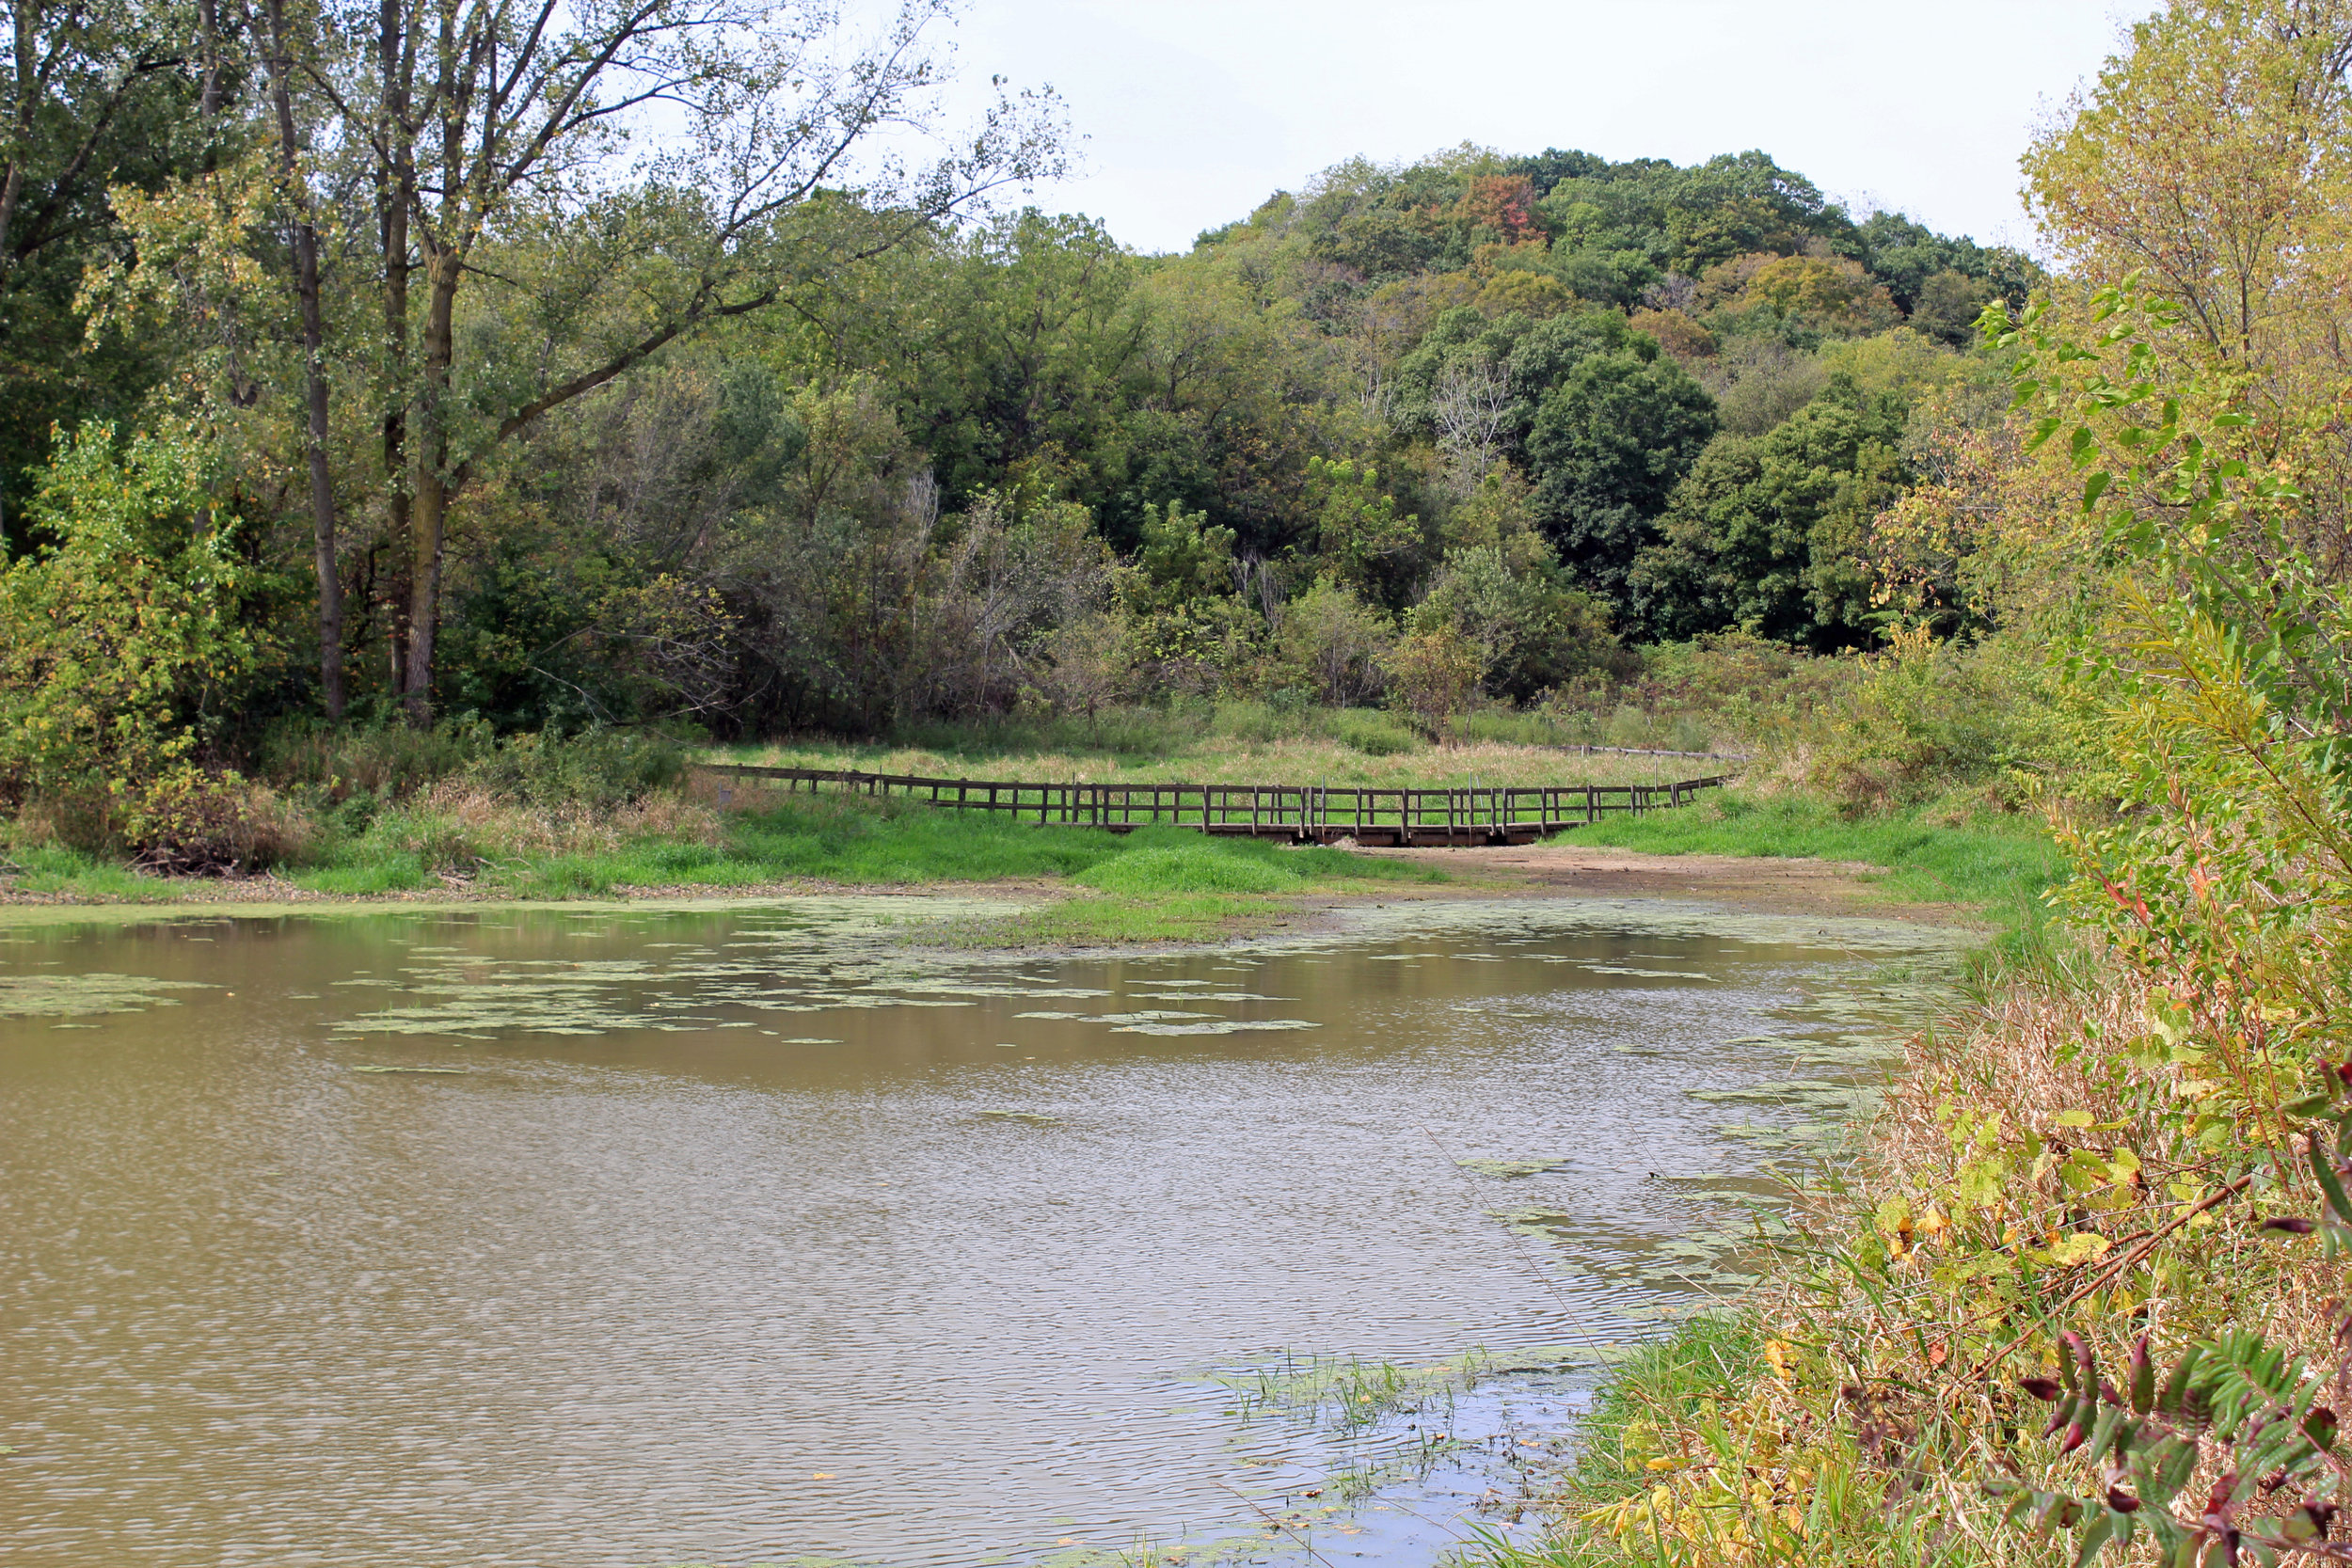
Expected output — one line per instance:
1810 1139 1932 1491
256 718 489 800
1408 545 1624 702
1206 699 1294 746
1380 628 1482 739
462 728 684 809
1327 709 1419 756
120 765 313 874
1275 578 1393 706
0 424 262 845
1804 626 2070 812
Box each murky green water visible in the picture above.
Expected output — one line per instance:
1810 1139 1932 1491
0 895 1968 1567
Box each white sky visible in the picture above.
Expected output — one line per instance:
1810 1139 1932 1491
913 0 2144 255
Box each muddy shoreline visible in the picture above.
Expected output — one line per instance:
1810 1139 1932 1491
1345 840 1979 928
0 837 1979 940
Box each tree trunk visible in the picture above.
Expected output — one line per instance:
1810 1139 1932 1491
263 0 344 718
198 0 222 118
0 0 40 269
378 0 413 702
400 247 457 724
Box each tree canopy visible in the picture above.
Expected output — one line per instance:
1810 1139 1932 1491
0 0 2043 772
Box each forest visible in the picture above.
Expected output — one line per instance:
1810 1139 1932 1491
0 0 2054 859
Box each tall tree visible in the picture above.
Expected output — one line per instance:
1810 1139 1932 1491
0 0 205 538
0 0 186 294
321 0 1063 719
256 0 342 715
2024 0 2352 358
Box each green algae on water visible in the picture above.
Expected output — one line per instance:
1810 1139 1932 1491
1454 1156 1568 1179
1111 1018 1320 1037
0 972 210 1020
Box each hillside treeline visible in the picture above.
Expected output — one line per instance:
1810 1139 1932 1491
0 0 2040 830
1515 4 2352 1563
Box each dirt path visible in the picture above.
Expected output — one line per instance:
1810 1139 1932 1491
1347 841 1981 928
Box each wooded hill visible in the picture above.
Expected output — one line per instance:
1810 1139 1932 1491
0 0 2034 775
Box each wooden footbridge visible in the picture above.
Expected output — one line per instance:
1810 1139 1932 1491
694 763 1733 847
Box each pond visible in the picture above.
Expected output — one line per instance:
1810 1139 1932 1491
0 895 1969 1567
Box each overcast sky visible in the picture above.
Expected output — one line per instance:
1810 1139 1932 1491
899 0 2143 255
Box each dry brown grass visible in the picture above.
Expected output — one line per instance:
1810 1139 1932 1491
720 735 1710 790
380 783 723 869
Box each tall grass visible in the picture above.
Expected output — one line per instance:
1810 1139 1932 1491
720 701 1707 790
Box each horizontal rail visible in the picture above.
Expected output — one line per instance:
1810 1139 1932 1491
1548 743 1751 762
691 762 1732 847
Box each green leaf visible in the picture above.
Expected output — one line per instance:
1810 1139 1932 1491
2156 1345 2202 1417
2282 1503 2329 1543
2088 1400 2130 1460
2073 1511 2117 1568
2310 1138 2352 1223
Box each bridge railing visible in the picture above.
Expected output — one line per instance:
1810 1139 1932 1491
691 763 1732 837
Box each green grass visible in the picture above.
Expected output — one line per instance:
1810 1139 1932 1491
480 804 1119 900
287 849 432 895
1566 788 2060 935
247 797 1448 946
4 790 1448 947
490 805 1453 945
0 842 175 900
984 828 1449 943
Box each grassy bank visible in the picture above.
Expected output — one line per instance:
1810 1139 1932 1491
2 708 1749 946
1568 789 2060 941
0 791 1451 946
1478 804 2344 1566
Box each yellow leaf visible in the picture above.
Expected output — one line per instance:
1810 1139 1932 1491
2045 1231 2110 1267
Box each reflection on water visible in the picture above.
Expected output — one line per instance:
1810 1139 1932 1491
0 895 1966 1566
